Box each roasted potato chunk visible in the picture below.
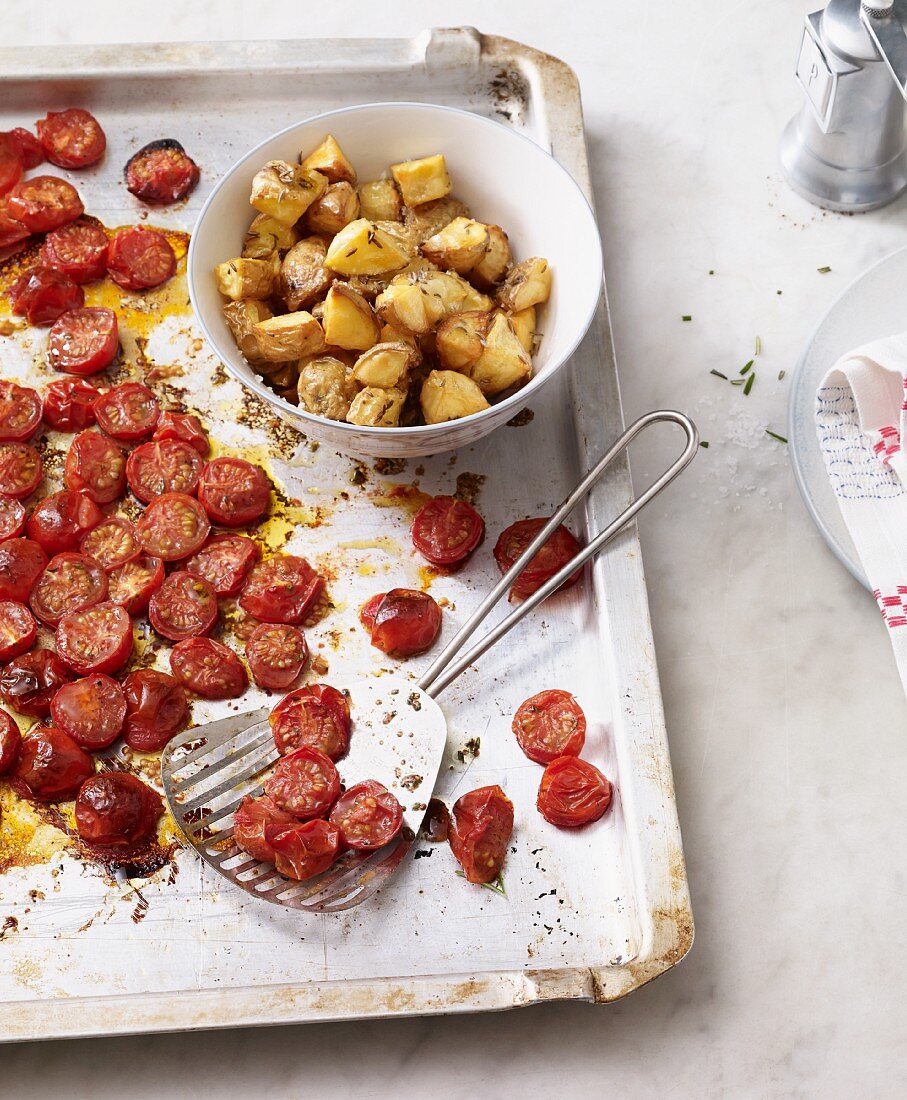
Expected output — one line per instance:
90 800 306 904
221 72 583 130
300 134 356 185
242 214 299 259
253 311 325 363
324 219 411 276
347 386 407 427
496 257 552 312
280 237 333 311
297 356 357 421
321 284 380 352
379 320 420 351
352 342 418 389
468 311 531 396
404 196 470 244
436 310 491 372
390 154 452 206
214 255 278 301
421 217 489 274
358 179 403 222
420 370 489 424
450 273 495 312
223 299 274 367
375 268 469 335
305 182 360 236
250 161 328 225
507 306 536 354
470 224 512 288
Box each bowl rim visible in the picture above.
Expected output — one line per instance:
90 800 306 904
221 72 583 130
187 99 604 439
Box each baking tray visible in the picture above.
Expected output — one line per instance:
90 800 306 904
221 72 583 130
0 28 693 1040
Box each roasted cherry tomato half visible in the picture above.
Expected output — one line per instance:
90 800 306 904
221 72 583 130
135 492 210 562
361 588 442 657
185 533 259 597
40 219 109 284
6 175 84 234
122 668 188 753
56 600 133 675
266 819 341 881
493 518 583 602
0 709 21 774
126 439 202 504
0 495 26 542
264 745 340 820
169 637 249 700
0 442 42 499
125 139 200 205
37 109 106 169
42 378 98 432
107 553 164 616
152 411 208 455
50 672 126 750
93 382 160 441
197 457 271 528
148 570 217 642
75 771 163 849
107 225 176 291
269 684 351 760
9 266 84 326
0 538 47 601
233 795 296 863
329 780 404 851
29 551 107 627
48 307 119 375
26 489 103 556
11 726 93 802
239 554 324 624
512 689 587 764
536 756 612 828
411 495 485 567
0 647 72 717
0 382 42 442
245 622 308 692
9 127 44 170
64 430 126 504
79 516 139 572
0 133 23 197
0 599 37 663
448 785 514 884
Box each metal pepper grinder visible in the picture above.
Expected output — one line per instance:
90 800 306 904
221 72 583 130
780 1 907 211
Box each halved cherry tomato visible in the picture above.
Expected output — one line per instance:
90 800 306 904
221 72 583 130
122 668 188 752
29 551 108 627
186 533 259 597
411 496 485 567
107 553 164 616
358 593 383 633
264 745 340 820
79 516 139 571
40 220 109 283
94 382 159 441
0 709 21 774
9 266 84 325
512 690 587 764
7 176 84 233
536 756 612 828
0 207 29 250
361 589 442 657
10 128 44 170
246 623 308 691
329 781 403 851
0 647 72 717
0 133 23 196
0 382 42 442
126 439 202 503
125 139 200 205
75 772 162 849
269 684 351 760
11 726 93 802
48 307 119 375
197 457 270 527
169 637 248 700
448 785 514 884
56 600 133 675
266 819 341 880
0 496 27 541
148 570 217 641
42 378 98 432
152 411 208 455
36 108 106 169
107 226 176 291
26 489 103 556
50 672 126 749
135 492 209 561
233 795 296 862
0 600 37 662
64 430 125 503
0 539 47 600
239 555 323 624
493 518 583 601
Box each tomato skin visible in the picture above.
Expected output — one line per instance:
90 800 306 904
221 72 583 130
0 207 29 250
135 492 210 562
536 756 612 828
42 378 98 432
0 709 21 774
122 669 188 752
148 570 217 641
264 745 340 820
362 589 442 657
233 795 296 862
7 176 84 233
56 600 134 675
0 133 23 197
266 819 341 881
75 772 162 848
125 139 200 205
329 781 404 851
79 516 139 572
0 382 42 442
0 496 26 542
48 307 119 375
64 430 126 504
29 551 108 627
197 457 271 528
107 553 164 616
10 128 44 170
36 109 106 169
126 439 202 504
269 684 350 760
239 555 324 625
411 496 485 567
50 673 126 750
26 489 103 556
0 600 36 663
494 519 584 601
94 382 160 441
152 411 208 456
448 785 514 884
246 622 308 691
9 266 84 326
512 690 587 764
40 220 109 284
107 226 176 291
0 647 72 717
0 442 42 499
169 637 249 700
11 726 93 802
0 539 48 601
186 533 259 597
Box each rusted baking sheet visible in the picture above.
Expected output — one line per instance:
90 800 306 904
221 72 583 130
0 28 692 1040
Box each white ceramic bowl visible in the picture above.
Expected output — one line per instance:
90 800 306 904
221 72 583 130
188 102 603 458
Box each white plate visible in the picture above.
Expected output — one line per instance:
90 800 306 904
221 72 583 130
789 246 907 590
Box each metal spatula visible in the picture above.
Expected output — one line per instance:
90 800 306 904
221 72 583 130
161 410 698 912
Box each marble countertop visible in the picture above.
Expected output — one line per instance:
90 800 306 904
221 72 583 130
6 1 907 1096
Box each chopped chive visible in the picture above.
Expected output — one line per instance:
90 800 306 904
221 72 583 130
710 369 728 380
778 370 786 381
682 315 692 322
766 429 788 444
818 265 831 274
743 373 755 396
699 440 710 448
754 335 762 355
740 359 754 376
455 869 506 895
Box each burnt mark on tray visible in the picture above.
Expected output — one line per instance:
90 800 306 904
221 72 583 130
489 67 531 124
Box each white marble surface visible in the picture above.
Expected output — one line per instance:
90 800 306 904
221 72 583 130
5 1 907 1096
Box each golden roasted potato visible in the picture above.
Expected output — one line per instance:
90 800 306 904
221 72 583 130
297 356 357 421
450 273 494 312
470 224 512 288
300 134 356 185
214 254 279 300
468 311 531 396
390 154 452 206
404 196 470 243
435 310 491 372
223 299 274 367
420 370 489 424
305 182 360 237
374 220 421 256
421 217 489 274
250 161 328 225
379 320 420 351
496 257 552 311
375 269 469 335
242 214 299 259
507 306 536 354
280 237 333 311
321 284 380 352
324 219 411 276
267 361 300 389
253 311 325 363
352 342 418 389
358 179 403 222
347 386 407 427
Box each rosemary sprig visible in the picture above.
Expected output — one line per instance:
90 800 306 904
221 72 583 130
778 370 786 381
743 373 755 396
818 266 831 274
455 870 506 895
710 369 728 380
740 359 754 376
766 429 788 444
